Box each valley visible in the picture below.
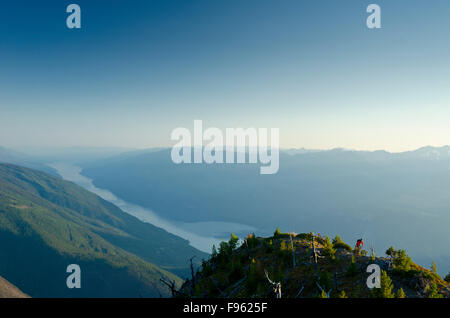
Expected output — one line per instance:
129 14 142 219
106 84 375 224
50 162 257 253
81 147 450 277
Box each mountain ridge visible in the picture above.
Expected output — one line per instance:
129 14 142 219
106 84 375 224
178 232 450 298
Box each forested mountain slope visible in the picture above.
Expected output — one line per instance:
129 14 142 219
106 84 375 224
0 163 206 297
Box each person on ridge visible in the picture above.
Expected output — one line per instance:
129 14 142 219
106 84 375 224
355 238 364 254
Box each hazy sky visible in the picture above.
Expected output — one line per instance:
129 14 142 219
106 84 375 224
1 0 450 152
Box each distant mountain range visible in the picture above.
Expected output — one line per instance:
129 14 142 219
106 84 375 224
0 163 206 297
81 146 450 276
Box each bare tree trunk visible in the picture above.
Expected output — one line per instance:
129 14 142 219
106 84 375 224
295 285 304 298
370 246 375 261
189 256 196 290
334 272 339 292
309 232 324 276
264 269 282 299
245 239 250 260
290 234 296 268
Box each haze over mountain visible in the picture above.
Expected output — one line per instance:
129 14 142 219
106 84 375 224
0 146 56 175
0 163 206 297
81 146 450 276
14 146 138 164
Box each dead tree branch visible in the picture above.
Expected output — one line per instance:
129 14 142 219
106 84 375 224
160 278 185 297
295 285 305 298
316 282 331 298
264 269 282 298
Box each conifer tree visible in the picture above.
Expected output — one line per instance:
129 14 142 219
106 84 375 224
338 290 348 298
395 288 406 298
229 233 239 250
371 270 394 298
393 249 412 272
346 255 358 277
431 261 438 274
323 235 336 260
211 245 217 259
319 290 328 298
246 258 259 294
427 282 443 298
445 272 450 283
274 227 281 237
332 235 342 245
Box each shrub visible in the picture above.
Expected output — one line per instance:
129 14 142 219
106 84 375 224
338 290 348 298
217 233 241 264
346 255 358 277
322 235 336 260
318 290 328 298
371 270 394 298
246 258 260 294
217 241 232 265
274 227 281 237
444 272 450 283
427 282 443 298
332 235 343 245
296 232 313 241
395 288 406 298
393 249 413 273
385 246 395 257
229 233 239 251
246 233 258 249
318 271 333 291
211 245 218 259
201 259 213 276
218 241 230 256
332 235 352 251
230 258 244 281
264 239 274 253
277 240 292 264
386 247 413 274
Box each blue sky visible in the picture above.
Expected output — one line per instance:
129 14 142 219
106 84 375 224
1 0 450 151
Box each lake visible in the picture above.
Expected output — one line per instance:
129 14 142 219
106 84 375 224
49 162 257 253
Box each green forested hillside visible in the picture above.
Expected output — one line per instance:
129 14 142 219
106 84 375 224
0 163 206 297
